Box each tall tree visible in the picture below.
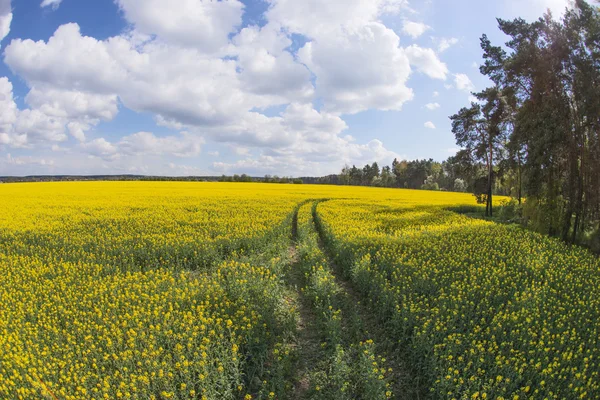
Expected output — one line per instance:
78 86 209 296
473 0 600 243
450 88 508 216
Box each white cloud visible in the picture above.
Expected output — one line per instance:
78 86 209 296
67 122 89 142
2 25 125 145
0 0 12 44
204 103 349 151
3 153 55 166
0 78 71 147
2 0 419 175
119 131 204 157
433 91 439 97
425 102 440 110
298 22 413 114
435 37 459 52
232 24 314 102
25 86 119 122
266 0 408 38
114 0 244 52
82 132 204 161
454 73 475 92
231 145 250 156
167 162 209 176
402 20 430 38
0 78 117 145
4 24 129 94
211 102 400 176
81 138 118 160
405 45 448 80
5 23 256 131
0 77 17 132
266 0 416 114
213 138 400 177
424 121 436 129
40 0 62 10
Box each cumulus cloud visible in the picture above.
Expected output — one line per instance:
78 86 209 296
0 72 117 145
4 23 313 132
81 138 118 159
67 122 90 142
213 138 400 176
40 0 62 10
266 0 408 38
232 25 314 102
298 23 413 114
0 77 17 132
3 153 55 167
4 24 241 137
167 162 209 176
268 0 415 114
82 132 204 161
210 102 400 175
0 0 12 44
119 131 204 157
0 77 68 147
425 102 440 110
25 86 119 121
114 0 244 52
402 20 430 38
405 45 448 80
1 0 444 175
4 24 129 93
435 37 459 52
454 73 475 92
14 109 67 143
424 121 436 129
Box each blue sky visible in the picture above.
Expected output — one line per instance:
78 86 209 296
0 0 570 176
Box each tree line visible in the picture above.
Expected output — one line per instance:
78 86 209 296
457 0 600 247
335 158 485 193
219 174 303 184
335 1 600 250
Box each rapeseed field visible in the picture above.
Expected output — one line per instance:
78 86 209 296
0 182 597 399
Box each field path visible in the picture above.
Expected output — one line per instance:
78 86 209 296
285 201 423 399
286 206 327 400
311 201 424 400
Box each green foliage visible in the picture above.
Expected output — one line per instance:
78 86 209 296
497 198 522 223
453 178 467 192
421 181 439 191
472 0 600 243
521 196 564 236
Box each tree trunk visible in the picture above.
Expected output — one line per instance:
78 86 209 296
488 177 493 217
571 150 585 244
562 205 573 242
562 153 578 242
488 144 493 217
517 152 522 205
